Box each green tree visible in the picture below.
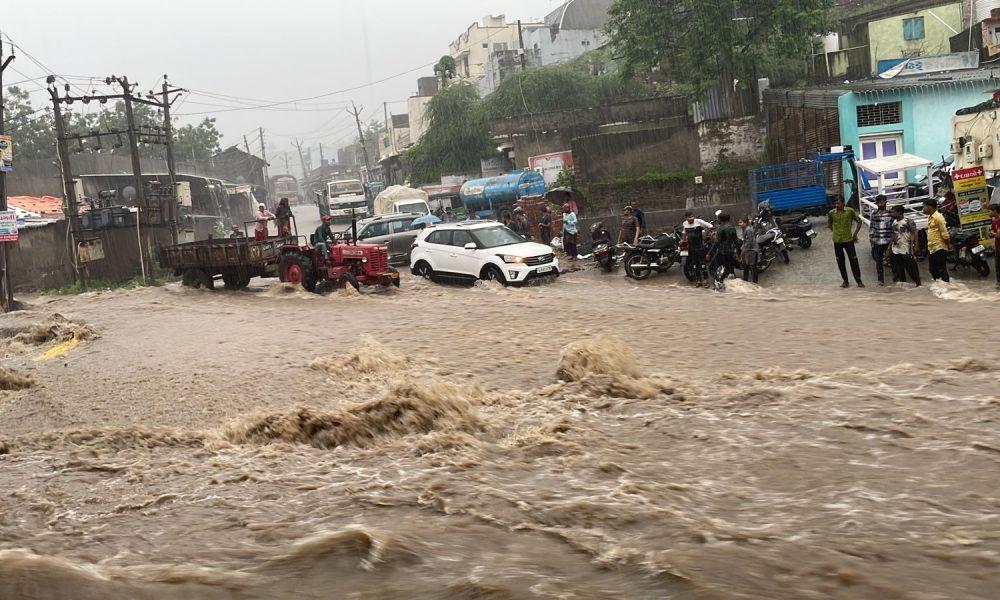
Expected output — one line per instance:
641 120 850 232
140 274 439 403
434 55 457 86
3 86 56 160
604 0 831 93
483 54 644 121
174 118 222 161
404 82 493 186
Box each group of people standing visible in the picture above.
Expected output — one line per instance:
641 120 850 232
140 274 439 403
250 198 294 241
829 194 1000 289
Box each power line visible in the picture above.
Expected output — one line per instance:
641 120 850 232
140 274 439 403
175 60 434 116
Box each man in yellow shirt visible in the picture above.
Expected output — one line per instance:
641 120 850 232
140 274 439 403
922 199 951 282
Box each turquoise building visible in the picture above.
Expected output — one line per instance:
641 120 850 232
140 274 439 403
837 72 999 185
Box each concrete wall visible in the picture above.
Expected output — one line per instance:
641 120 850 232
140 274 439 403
449 16 521 80
407 95 433 144
868 3 963 68
584 171 751 217
8 221 174 292
573 123 701 181
697 116 766 168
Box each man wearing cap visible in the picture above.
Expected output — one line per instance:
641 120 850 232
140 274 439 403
869 195 894 286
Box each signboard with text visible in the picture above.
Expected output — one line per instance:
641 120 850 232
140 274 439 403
0 211 18 242
0 135 11 172
951 166 993 233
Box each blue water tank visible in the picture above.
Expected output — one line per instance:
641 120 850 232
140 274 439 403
460 170 546 212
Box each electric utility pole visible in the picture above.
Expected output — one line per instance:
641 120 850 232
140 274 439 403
348 102 374 181
48 82 82 285
161 75 182 244
517 20 528 71
0 34 16 310
259 127 269 198
294 138 308 181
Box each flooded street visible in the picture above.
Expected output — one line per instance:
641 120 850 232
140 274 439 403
1 246 998 599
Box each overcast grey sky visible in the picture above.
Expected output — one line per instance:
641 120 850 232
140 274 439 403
4 0 559 164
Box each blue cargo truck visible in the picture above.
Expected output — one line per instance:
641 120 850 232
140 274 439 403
460 170 547 221
749 150 858 214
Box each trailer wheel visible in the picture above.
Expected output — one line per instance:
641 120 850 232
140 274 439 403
280 252 316 292
222 269 243 290
190 269 214 290
181 269 198 288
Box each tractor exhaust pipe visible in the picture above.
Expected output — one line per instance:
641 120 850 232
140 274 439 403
351 208 357 246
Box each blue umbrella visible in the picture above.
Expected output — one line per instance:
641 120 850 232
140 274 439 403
411 214 442 228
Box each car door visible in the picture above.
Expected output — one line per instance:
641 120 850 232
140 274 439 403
448 229 482 278
421 229 453 272
388 217 417 264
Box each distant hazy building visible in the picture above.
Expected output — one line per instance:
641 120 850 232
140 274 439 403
476 0 614 96
448 15 537 82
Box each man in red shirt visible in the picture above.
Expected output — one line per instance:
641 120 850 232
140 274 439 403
990 204 1000 289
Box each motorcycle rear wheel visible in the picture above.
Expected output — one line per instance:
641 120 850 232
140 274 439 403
974 256 991 277
797 236 812 250
625 254 653 280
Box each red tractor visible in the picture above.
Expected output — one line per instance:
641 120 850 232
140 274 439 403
279 238 400 292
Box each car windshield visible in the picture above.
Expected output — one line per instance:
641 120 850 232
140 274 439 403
471 225 525 249
397 202 426 215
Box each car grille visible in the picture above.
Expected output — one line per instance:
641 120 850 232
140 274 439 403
525 253 554 266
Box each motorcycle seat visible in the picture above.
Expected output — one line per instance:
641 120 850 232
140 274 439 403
756 232 776 245
639 236 675 250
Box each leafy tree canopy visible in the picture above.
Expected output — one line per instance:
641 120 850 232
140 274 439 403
604 0 832 93
484 52 645 121
404 82 494 186
434 55 457 85
3 86 223 162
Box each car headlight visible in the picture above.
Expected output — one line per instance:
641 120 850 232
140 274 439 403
498 254 526 264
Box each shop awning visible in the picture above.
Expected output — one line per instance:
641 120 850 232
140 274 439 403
856 154 933 176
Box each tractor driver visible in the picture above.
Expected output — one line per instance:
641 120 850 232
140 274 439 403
313 215 336 256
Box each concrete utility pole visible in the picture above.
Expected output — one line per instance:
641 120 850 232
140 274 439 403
319 143 324 164
48 83 82 285
517 20 528 71
259 127 269 197
348 102 374 181
244 135 252 155
294 138 308 181
282 153 290 174
161 76 180 244
0 34 16 311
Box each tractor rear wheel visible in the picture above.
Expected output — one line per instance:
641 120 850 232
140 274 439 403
280 252 317 292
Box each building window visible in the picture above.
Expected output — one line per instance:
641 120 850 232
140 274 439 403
856 102 902 128
903 17 925 41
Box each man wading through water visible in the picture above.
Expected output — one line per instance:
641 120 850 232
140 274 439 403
682 212 714 287
708 213 739 284
828 197 864 288
869 195 893 286
922 198 951 282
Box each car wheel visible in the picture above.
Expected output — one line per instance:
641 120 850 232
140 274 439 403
412 260 433 280
482 264 506 285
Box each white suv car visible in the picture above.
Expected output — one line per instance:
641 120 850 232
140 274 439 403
410 222 559 285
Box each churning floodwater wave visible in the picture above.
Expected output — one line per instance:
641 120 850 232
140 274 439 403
2 327 998 600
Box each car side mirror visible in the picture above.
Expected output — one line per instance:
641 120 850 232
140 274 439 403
464 242 477 251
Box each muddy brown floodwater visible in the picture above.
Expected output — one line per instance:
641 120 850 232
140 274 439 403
0 251 998 599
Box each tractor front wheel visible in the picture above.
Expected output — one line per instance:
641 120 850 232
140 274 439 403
280 252 317 292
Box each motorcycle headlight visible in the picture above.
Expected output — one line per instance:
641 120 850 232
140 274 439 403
498 254 526 264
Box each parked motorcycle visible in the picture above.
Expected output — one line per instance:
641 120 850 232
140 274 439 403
589 221 618 272
776 213 818 249
749 219 790 274
622 231 681 280
949 227 991 277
